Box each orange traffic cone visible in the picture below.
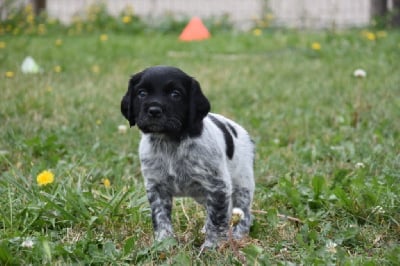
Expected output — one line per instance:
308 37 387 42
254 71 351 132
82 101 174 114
179 17 211 41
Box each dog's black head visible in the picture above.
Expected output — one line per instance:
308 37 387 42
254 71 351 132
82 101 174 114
121 66 210 139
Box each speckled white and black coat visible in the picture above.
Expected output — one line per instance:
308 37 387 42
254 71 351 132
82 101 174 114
121 66 255 249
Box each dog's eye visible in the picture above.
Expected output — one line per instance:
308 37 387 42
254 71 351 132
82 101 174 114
137 90 148 99
170 90 182 100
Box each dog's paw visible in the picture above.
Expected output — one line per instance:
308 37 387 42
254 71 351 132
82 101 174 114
201 240 216 249
155 228 174 241
152 236 177 250
198 240 217 256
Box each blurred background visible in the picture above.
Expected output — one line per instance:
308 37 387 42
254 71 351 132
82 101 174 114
1 1 399 265
1 0 400 31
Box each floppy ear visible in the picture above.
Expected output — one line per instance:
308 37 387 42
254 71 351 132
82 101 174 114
121 71 143 127
187 79 210 136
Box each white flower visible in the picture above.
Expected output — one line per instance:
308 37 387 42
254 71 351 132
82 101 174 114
355 162 365 169
372 205 385 214
21 56 42 74
231 208 245 225
118 124 128 134
353 69 367 78
232 208 244 219
0 150 9 155
325 240 337 254
21 239 34 248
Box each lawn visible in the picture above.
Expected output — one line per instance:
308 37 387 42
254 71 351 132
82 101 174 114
1 28 399 264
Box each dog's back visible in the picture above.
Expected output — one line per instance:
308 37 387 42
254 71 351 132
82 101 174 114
204 113 255 189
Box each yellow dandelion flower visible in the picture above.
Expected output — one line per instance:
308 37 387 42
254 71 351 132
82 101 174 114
365 32 376 41
122 15 132 24
103 178 111 188
100 34 108 42
55 39 63 46
26 14 35 24
252 28 262 36
54 65 62 73
46 86 53 92
0 41 6 49
91 65 100 74
37 170 54 186
311 42 321 51
5 71 14 78
96 119 102 125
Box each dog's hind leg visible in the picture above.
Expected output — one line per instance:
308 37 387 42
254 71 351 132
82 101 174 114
201 185 232 249
231 185 254 239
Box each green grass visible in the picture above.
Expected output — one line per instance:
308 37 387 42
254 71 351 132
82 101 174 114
1 29 399 264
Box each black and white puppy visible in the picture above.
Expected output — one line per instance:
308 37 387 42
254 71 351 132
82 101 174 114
121 66 255 249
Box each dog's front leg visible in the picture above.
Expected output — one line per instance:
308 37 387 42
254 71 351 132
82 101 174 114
146 184 174 241
201 188 231 250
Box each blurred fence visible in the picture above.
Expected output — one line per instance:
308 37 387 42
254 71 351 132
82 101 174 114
44 0 260 26
1 0 398 29
270 0 369 28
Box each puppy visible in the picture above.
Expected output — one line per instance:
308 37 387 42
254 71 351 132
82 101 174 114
121 66 255 249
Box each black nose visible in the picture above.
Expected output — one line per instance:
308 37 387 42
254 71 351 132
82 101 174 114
147 106 163 118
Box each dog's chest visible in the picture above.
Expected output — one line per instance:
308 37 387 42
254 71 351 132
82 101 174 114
140 137 220 196
142 153 204 196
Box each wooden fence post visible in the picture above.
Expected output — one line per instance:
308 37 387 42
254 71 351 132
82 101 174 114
31 0 46 15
